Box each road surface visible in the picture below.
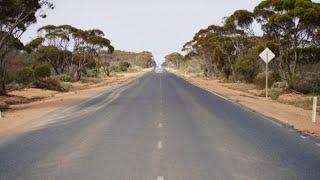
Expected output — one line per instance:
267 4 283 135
1 71 320 180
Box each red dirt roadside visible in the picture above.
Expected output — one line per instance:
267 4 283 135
167 68 320 137
0 70 151 136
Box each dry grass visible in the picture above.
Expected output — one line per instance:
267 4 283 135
223 83 256 93
278 94 319 111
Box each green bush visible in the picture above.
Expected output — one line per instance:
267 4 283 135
234 59 257 82
85 69 98 77
127 66 142 73
34 64 51 79
6 83 25 91
118 61 131 72
268 88 285 100
269 71 282 83
290 76 320 94
56 74 72 82
253 71 282 89
234 49 260 83
60 82 73 92
253 72 266 89
16 67 35 85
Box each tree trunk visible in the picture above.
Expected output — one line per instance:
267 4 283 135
0 54 7 95
106 66 111 76
226 56 236 81
205 61 215 78
292 48 298 79
73 69 81 82
0 79 6 95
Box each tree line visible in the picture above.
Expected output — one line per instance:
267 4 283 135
164 0 320 94
26 25 114 81
0 0 156 95
101 50 156 75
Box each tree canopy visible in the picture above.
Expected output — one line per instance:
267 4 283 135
0 0 54 95
167 0 320 93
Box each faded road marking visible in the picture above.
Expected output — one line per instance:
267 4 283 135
157 176 164 180
261 116 283 127
300 135 308 139
157 141 163 149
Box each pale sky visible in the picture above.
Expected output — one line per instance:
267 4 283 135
22 0 263 65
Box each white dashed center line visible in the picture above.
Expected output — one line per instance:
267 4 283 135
157 141 163 149
157 77 165 180
300 135 308 139
157 176 164 180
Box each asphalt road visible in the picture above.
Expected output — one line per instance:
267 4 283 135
1 71 320 180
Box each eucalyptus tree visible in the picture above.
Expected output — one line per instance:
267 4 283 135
183 25 247 78
72 29 114 81
225 9 255 36
37 25 76 49
26 25 74 74
0 0 53 95
254 0 320 86
27 25 114 80
182 26 220 77
314 28 320 46
135 51 156 68
164 52 184 69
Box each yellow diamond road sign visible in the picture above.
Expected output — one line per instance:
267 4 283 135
259 48 275 64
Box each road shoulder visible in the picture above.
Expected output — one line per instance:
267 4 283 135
166 68 320 137
0 69 152 136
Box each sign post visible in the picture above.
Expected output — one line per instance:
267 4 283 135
266 52 268 98
259 48 275 98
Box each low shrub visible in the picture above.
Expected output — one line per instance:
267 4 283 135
234 50 260 83
85 69 99 78
80 77 102 84
56 74 72 82
15 67 35 85
290 76 320 94
6 83 26 91
118 61 131 72
60 82 73 92
34 64 51 79
273 81 287 89
253 71 282 89
127 66 142 73
253 72 266 89
0 101 8 110
269 70 282 83
35 77 70 92
268 88 285 100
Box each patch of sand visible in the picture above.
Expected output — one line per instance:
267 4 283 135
10 88 58 99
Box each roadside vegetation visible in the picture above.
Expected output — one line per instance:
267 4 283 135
0 0 156 110
164 0 320 108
